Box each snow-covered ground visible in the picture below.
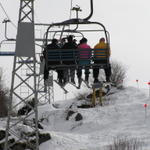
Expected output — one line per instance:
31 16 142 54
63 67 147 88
0 86 150 149
36 86 150 150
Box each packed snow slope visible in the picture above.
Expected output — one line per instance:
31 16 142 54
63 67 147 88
37 86 150 150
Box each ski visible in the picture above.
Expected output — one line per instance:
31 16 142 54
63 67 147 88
68 81 79 89
54 80 68 94
81 79 92 88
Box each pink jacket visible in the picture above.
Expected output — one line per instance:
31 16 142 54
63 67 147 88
78 43 91 59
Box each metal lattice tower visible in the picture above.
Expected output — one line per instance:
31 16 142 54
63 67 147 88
5 0 39 149
37 58 53 105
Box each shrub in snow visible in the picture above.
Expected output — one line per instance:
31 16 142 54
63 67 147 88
107 137 143 150
75 92 89 100
110 60 126 88
66 109 83 121
32 118 44 129
0 138 15 150
98 60 126 88
77 104 93 108
66 110 76 120
0 130 5 141
0 132 51 150
39 133 51 144
75 113 83 121
17 98 35 116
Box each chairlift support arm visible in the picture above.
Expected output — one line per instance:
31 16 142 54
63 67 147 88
45 21 109 45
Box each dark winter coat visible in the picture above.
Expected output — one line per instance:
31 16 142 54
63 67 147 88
61 42 77 64
44 42 60 66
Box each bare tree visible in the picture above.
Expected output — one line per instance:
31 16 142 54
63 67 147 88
110 60 126 87
0 68 9 117
98 60 126 87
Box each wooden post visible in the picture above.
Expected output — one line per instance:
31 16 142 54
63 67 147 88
92 88 96 106
92 82 103 107
99 87 103 106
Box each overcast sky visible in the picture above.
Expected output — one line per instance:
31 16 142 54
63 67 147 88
1 0 150 88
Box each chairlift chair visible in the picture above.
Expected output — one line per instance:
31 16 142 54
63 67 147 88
44 21 110 71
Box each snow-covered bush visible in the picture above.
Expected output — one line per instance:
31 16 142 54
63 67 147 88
75 92 89 100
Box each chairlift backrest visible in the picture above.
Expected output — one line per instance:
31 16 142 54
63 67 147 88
45 48 109 69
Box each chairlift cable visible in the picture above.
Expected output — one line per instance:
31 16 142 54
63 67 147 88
0 2 17 29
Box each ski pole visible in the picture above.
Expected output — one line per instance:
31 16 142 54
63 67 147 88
144 104 148 119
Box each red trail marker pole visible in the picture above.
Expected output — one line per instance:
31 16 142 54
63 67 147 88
144 104 148 119
148 82 150 98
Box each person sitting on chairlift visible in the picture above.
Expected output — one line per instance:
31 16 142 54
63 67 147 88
58 37 66 48
77 37 91 87
61 35 77 85
93 37 111 83
43 39 63 85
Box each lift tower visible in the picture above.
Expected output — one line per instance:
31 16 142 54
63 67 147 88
5 0 39 149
